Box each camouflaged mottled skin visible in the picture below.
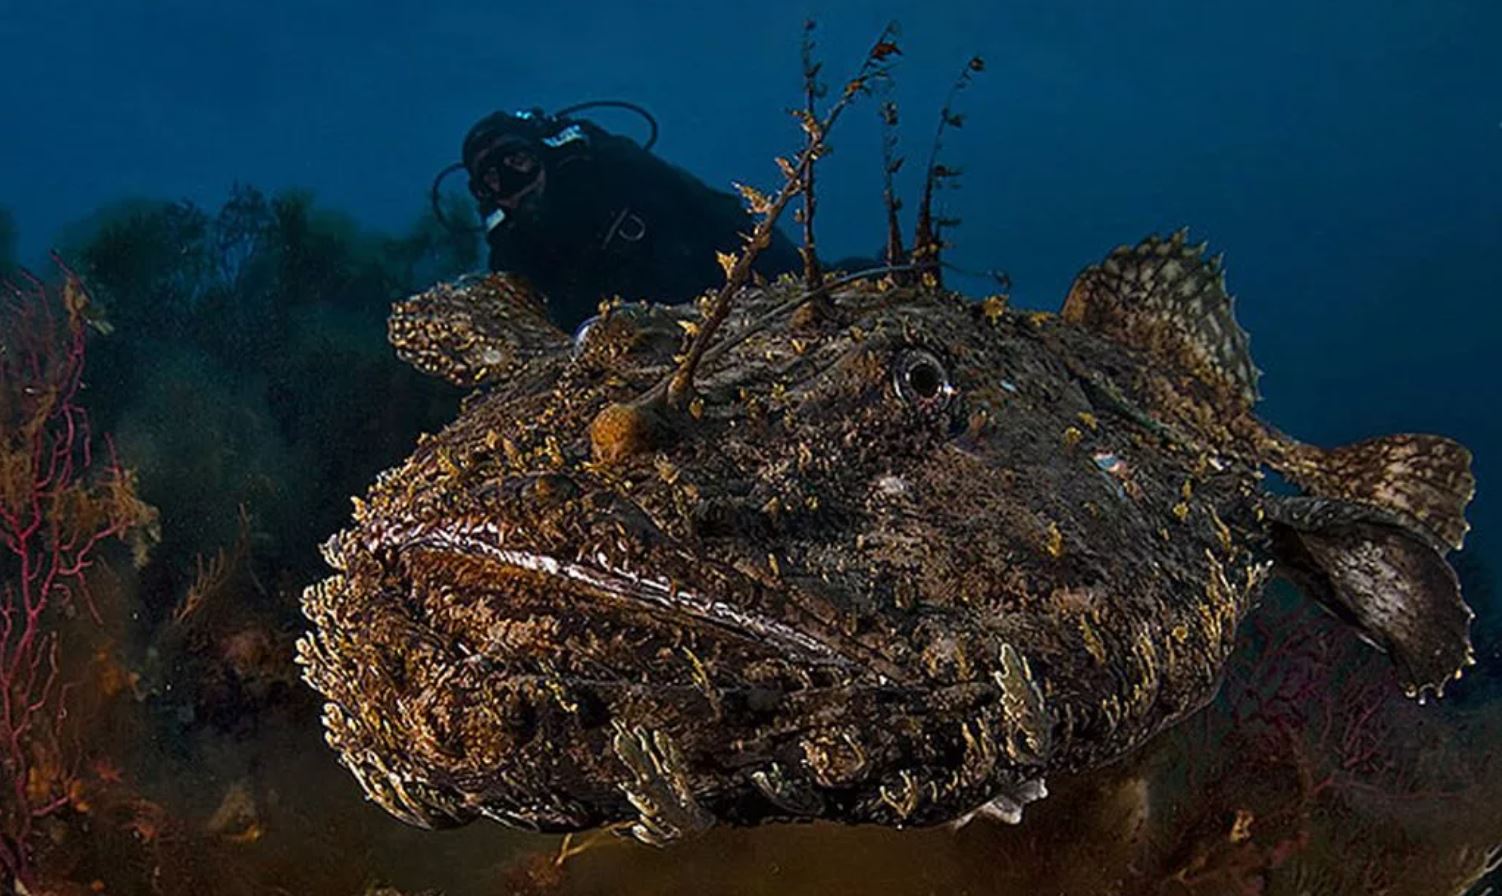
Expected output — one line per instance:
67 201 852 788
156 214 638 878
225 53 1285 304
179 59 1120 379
299 235 1473 837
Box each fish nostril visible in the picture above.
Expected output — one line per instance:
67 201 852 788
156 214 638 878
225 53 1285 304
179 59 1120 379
947 410 972 438
526 473 579 504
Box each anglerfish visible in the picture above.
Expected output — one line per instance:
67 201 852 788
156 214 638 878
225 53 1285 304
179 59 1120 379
298 234 1475 843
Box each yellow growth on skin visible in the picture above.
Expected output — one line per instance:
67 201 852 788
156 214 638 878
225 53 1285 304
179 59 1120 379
1079 615 1108 666
1044 522 1065 558
879 770 922 821
1208 506 1233 552
682 647 724 719
995 643 1053 766
539 661 580 715
1229 808 1254 844
957 719 998 790
1127 628 1162 718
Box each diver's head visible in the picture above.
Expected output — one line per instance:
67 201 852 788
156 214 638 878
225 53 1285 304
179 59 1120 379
433 101 651 238
463 110 552 224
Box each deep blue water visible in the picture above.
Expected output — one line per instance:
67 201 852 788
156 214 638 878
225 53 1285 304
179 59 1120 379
5 0 1498 535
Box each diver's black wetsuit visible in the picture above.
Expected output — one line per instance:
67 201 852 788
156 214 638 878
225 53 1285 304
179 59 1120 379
469 115 800 333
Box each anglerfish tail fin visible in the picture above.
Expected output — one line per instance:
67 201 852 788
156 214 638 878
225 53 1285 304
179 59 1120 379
1062 229 1260 413
1269 432 1475 553
1266 495 1475 700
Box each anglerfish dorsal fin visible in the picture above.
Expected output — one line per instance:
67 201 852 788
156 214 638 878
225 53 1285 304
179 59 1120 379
1272 433 1475 553
388 272 570 387
1267 495 1474 699
1062 229 1260 409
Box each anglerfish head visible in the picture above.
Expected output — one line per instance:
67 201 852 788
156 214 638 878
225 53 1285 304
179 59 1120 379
372 273 1193 676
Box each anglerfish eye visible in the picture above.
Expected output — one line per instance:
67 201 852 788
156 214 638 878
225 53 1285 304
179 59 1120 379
893 349 955 409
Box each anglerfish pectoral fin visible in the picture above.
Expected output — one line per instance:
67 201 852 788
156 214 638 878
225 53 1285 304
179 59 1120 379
1267 495 1474 700
389 272 571 387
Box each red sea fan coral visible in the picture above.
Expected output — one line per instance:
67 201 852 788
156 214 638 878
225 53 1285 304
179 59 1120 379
0 261 156 889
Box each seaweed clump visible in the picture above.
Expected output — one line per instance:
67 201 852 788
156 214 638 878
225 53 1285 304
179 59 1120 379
0 188 496 893
60 184 475 613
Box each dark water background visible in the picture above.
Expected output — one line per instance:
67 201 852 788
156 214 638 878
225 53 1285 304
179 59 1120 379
1 1 1500 894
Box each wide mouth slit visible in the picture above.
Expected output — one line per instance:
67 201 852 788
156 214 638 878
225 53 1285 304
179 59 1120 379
394 524 856 670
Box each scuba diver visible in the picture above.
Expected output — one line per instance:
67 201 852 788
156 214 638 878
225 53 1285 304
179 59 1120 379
433 102 802 332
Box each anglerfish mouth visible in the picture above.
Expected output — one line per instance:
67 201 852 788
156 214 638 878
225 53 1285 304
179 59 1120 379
383 520 860 671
